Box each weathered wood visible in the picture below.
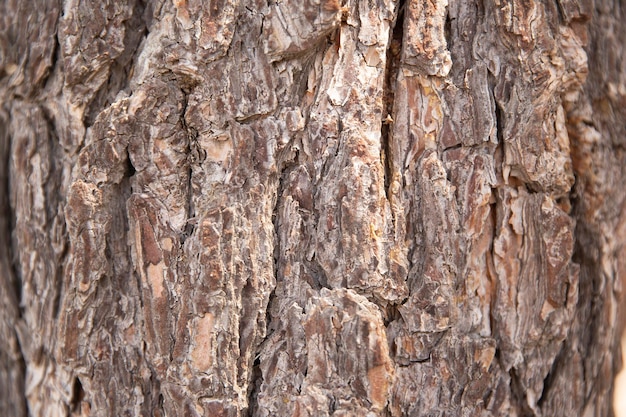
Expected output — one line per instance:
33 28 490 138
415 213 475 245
2 0 626 416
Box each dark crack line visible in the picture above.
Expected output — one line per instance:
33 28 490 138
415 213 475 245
536 341 567 410
1 116 28 417
508 367 536 416
1 120 22 315
380 0 405 204
245 133 304 415
40 18 61 93
179 90 198 243
14 328 28 417
39 106 72 321
245 161 289 417
69 376 85 412
84 0 149 127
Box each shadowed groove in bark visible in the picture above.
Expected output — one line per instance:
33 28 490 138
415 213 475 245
493 98 505 160
0 116 21 313
536 341 567 410
84 0 149 127
443 2 452 56
246 355 262 417
69 376 84 413
381 0 405 202
572 208 607 380
533 121 586 411
509 367 534 416
0 112 28 417
14 335 27 417
179 88 198 243
39 22 60 99
39 106 69 321
51 204 69 323
245 135 297 415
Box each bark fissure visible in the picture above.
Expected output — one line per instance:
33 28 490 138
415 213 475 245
15 329 28 417
246 356 262 417
508 368 534 416
84 0 149 127
52 239 69 321
493 98 505 155
69 376 84 413
1 134 21 311
444 6 452 56
40 107 69 321
536 341 566 409
40 25 60 97
0 113 27 416
179 89 197 242
245 140 295 416
381 0 405 203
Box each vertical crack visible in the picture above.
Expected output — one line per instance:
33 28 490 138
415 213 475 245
40 107 71 321
246 355 262 417
381 0 405 202
536 342 567 410
508 368 535 416
1 112 28 417
492 82 507 186
40 22 60 93
0 116 21 313
12 327 29 417
69 376 85 413
443 3 454 60
245 141 301 415
246 168 285 417
494 101 505 147
179 89 199 242
84 0 149 127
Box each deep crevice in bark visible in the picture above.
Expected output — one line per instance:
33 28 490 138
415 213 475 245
311 252 332 291
380 0 405 202
383 302 403 327
40 107 69 320
39 24 60 98
444 5 453 54
179 89 198 243
245 142 295 416
69 376 85 413
84 0 149 127
536 341 567 410
15 329 28 417
245 356 262 417
4 139 24 320
52 239 69 321
570 190 606 403
1 115 27 416
493 99 505 152
508 368 534 416
0 126 21 311
157 393 165 415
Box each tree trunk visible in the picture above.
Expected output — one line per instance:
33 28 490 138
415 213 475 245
2 0 626 415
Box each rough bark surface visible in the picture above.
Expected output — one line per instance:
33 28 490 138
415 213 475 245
1 0 626 416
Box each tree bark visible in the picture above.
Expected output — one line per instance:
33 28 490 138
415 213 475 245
2 0 626 416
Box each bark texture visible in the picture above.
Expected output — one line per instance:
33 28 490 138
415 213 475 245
2 0 626 416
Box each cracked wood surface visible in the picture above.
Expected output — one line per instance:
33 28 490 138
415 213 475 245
2 0 626 416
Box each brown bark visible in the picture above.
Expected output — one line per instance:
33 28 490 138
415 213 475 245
1 0 626 416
